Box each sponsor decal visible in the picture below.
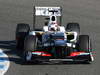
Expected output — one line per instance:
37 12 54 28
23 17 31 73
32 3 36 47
35 7 61 16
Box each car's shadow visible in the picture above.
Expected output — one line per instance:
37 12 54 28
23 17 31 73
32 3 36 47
0 40 23 64
0 40 91 65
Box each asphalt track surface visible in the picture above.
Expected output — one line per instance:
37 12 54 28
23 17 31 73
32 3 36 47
0 0 99 75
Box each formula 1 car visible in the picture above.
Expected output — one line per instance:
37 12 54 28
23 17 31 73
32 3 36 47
15 6 94 63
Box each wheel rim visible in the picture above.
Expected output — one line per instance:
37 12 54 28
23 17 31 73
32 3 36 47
25 51 32 61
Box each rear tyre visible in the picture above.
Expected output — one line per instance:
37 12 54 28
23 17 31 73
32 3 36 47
16 23 30 49
66 23 80 34
78 35 93 63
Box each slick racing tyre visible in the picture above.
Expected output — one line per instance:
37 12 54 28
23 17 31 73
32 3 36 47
78 35 93 63
24 35 37 52
78 35 90 52
23 35 38 63
16 23 30 49
66 23 80 34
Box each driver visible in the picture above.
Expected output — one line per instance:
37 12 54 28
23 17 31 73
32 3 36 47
48 22 60 31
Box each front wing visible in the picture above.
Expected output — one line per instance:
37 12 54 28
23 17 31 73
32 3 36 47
28 51 94 63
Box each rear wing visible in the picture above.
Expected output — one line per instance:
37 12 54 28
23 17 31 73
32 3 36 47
33 6 62 30
35 7 61 16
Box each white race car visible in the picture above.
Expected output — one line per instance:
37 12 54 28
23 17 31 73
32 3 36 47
15 6 94 64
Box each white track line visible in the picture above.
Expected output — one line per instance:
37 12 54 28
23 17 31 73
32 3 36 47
0 49 10 75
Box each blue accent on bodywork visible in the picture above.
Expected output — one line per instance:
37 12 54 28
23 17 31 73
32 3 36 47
0 65 4 69
54 40 66 46
0 58 7 62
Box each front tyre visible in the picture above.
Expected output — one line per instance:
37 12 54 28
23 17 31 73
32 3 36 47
79 35 90 52
78 35 94 63
24 35 38 51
